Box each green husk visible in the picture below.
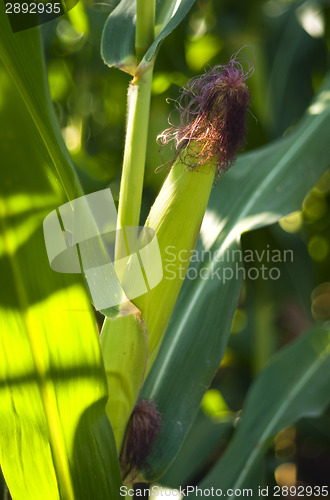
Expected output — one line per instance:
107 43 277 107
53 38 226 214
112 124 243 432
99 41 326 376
134 146 217 371
100 314 148 452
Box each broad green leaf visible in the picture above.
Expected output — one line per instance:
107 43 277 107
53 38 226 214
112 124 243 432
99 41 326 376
101 0 137 75
0 37 121 500
101 0 196 74
140 245 241 481
101 314 148 452
161 410 234 488
140 72 330 480
189 324 330 499
0 3 81 201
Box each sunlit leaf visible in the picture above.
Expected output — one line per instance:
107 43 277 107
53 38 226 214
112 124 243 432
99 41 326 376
0 4 81 200
0 27 121 500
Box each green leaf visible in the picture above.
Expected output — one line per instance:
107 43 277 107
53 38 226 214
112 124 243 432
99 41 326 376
0 28 121 500
0 4 81 201
160 410 233 488
140 72 330 480
0 6 148 462
101 0 196 74
189 324 330 499
101 0 137 75
140 246 241 480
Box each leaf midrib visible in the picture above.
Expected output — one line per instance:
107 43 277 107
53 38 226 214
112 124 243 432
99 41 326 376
224 348 327 499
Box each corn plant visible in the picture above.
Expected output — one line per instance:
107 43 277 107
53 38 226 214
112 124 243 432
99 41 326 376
1 0 330 499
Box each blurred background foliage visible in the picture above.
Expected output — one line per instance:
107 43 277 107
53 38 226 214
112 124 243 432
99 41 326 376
7 0 330 494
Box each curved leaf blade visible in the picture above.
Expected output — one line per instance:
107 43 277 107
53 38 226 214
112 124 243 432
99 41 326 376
190 324 330 499
101 0 137 74
140 243 242 480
